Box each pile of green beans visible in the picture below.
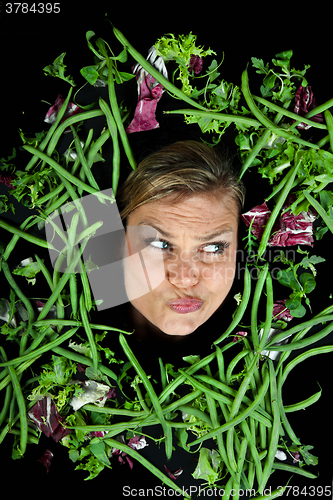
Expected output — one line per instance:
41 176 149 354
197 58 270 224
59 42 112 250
1 24 333 500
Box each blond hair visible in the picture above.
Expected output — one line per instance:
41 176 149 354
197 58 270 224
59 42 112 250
117 140 245 222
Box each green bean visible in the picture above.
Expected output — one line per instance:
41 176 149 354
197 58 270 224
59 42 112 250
258 157 302 258
86 129 110 168
45 109 104 158
0 357 39 392
240 419 263 488
34 253 54 292
158 352 216 404
258 272 273 352
79 292 98 374
69 274 78 318
303 190 333 234
104 437 191 498
177 404 213 428
1 260 35 327
22 146 114 203
226 350 251 386
107 58 136 170
165 108 261 128
52 346 117 382
113 27 207 112
195 375 272 426
0 349 12 427
0 217 56 251
265 313 333 348
239 129 272 179
267 319 333 352
189 358 268 447
241 69 319 150
254 487 287 500
271 462 317 479
119 333 172 459
82 403 146 418
214 265 251 345
253 95 327 130
7 361 27 456
0 327 79 368
162 389 203 413
229 353 261 420
25 87 73 171
305 96 333 119
70 125 100 191
233 437 248 499
282 345 333 385
99 97 121 195
325 109 333 154
37 235 91 321
251 264 269 352
158 359 173 455
284 386 322 412
258 361 280 492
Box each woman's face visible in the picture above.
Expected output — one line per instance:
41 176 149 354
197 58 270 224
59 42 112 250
123 192 239 336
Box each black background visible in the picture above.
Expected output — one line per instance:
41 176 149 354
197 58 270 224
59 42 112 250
1 3 333 497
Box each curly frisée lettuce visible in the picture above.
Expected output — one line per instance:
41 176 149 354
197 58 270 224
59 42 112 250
154 32 216 95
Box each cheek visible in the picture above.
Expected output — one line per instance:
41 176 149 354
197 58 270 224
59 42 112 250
201 252 237 290
123 250 167 301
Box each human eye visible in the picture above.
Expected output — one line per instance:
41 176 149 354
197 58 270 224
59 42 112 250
199 241 230 255
144 238 171 251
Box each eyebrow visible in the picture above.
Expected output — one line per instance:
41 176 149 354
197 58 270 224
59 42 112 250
137 220 234 242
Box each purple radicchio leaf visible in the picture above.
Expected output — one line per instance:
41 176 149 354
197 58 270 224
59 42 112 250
188 55 203 75
38 449 54 473
28 396 71 442
241 195 317 247
273 299 294 322
293 85 324 130
44 94 83 126
164 465 183 480
126 47 167 134
0 174 15 189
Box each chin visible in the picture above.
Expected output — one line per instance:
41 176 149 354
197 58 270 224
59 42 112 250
157 318 202 336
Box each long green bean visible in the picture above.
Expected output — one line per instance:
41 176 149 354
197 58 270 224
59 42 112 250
253 95 327 130
23 145 113 202
281 345 333 385
113 27 207 112
258 271 273 352
107 58 136 170
251 263 269 352
258 157 302 258
0 327 79 368
165 108 261 128
241 69 319 150
104 437 191 498
119 333 172 459
79 292 98 373
0 217 56 251
99 97 121 195
25 87 73 171
7 362 27 456
258 361 280 492
303 190 333 234
188 359 268 447
214 264 251 345
70 125 100 191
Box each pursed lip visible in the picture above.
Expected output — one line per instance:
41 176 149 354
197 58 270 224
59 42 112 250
166 297 204 314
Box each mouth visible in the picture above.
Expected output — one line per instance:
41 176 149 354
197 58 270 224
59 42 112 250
166 297 204 314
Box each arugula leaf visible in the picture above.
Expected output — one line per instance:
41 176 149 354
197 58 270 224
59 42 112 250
43 52 76 86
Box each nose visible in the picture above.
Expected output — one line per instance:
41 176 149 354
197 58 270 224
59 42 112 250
167 258 199 288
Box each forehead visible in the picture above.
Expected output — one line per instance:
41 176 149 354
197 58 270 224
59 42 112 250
127 193 239 233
